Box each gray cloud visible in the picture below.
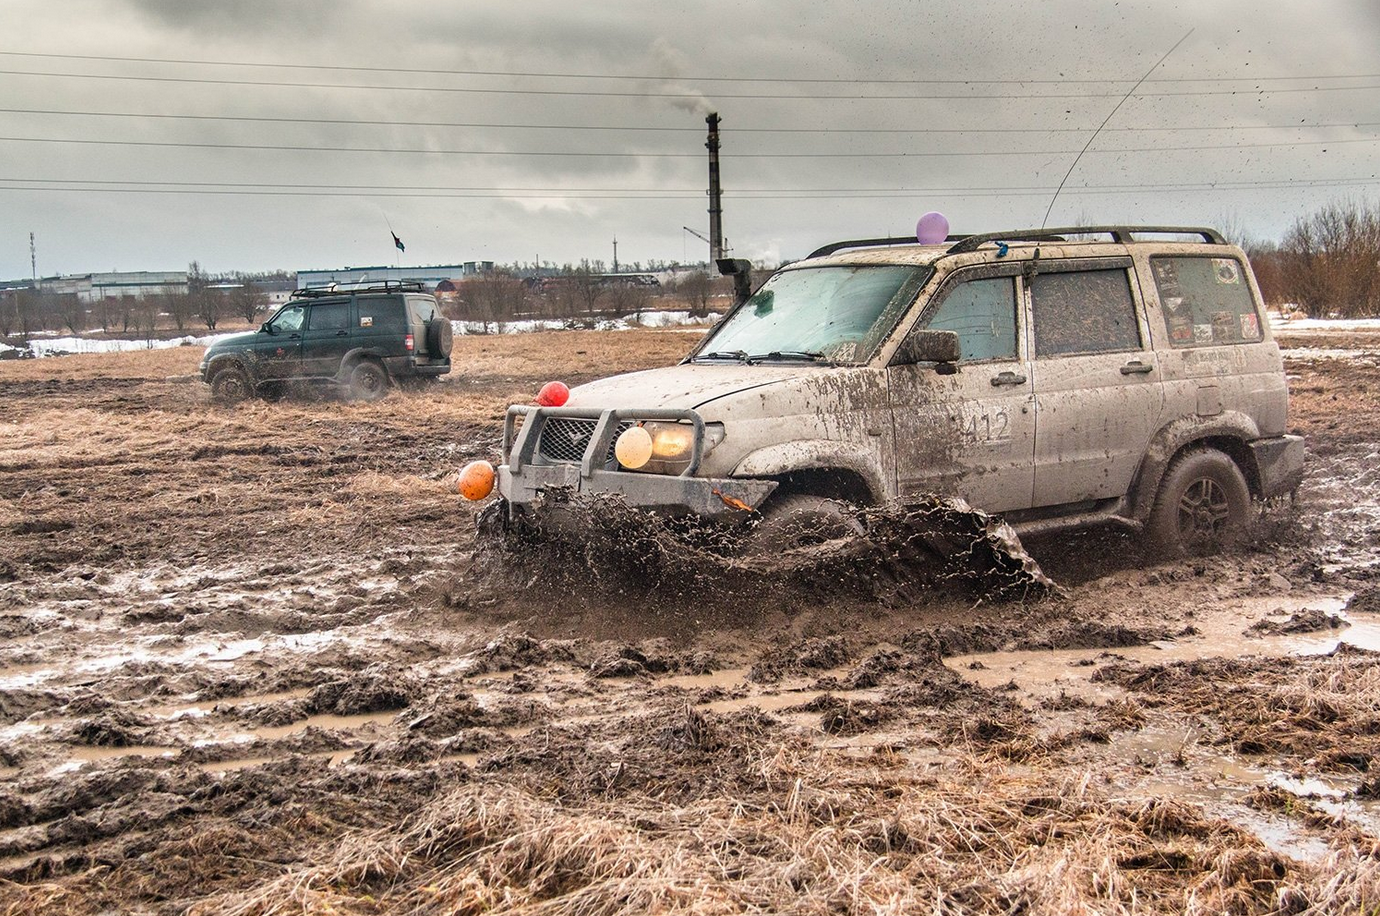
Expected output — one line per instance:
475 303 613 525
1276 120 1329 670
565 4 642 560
3 0 1380 277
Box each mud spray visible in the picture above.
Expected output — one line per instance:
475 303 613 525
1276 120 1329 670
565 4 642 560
465 493 1058 620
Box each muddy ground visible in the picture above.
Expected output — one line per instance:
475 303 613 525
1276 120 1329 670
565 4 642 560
0 327 1378 914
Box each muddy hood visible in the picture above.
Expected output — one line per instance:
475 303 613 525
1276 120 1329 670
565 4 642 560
566 364 808 411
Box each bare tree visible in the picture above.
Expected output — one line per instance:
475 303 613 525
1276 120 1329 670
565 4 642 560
456 274 527 332
229 280 269 324
56 294 86 334
1279 199 1380 318
674 271 714 318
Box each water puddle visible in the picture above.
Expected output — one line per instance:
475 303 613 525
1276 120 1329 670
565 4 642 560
947 594 1362 704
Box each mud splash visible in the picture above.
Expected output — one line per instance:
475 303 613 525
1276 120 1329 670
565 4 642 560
465 493 1056 617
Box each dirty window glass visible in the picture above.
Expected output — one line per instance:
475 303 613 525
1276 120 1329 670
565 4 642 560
1150 256 1261 347
267 304 305 334
308 302 350 331
698 265 929 364
356 296 406 332
1031 269 1141 357
921 276 1018 362
407 297 438 323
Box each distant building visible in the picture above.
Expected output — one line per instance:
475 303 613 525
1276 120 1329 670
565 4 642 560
37 270 188 302
296 263 492 291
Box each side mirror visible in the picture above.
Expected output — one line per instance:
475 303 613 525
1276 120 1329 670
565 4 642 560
892 329 961 372
258 322 271 333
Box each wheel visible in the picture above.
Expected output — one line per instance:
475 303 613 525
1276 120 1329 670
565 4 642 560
1146 449 1252 558
210 366 252 404
257 380 288 402
426 318 454 357
348 361 390 402
747 493 865 553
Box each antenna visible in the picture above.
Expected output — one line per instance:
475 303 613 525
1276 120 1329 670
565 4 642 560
1041 29 1193 230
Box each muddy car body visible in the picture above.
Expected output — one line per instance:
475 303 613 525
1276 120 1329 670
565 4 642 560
497 227 1304 552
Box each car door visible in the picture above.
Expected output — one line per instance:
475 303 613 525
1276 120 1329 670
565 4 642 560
248 303 305 380
1028 259 1165 507
299 299 353 377
887 267 1036 513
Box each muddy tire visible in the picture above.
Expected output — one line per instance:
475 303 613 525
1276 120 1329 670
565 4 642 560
748 493 864 553
210 366 252 404
258 380 288 402
1146 448 1252 558
348 361 389 402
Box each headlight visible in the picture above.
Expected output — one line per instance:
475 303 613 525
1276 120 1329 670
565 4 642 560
614 421 724 474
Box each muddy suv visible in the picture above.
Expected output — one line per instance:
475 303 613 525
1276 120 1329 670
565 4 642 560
200 282 453 402
492 226 1304 555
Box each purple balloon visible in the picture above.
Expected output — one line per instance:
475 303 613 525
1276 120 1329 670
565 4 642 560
916 211 950 244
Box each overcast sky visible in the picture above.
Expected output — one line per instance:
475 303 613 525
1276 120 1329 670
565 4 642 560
4 0 1380 279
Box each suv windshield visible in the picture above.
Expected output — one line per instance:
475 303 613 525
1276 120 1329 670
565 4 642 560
695 265 930 365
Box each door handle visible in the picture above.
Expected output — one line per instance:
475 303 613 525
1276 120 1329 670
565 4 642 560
990 371 1027 387
1120 361 1154 375
335 330 348 337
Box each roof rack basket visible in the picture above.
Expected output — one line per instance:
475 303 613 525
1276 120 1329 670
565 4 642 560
946 226 1225 254
292 279 427 298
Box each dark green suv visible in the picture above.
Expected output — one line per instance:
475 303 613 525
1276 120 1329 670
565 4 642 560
200 283 453 403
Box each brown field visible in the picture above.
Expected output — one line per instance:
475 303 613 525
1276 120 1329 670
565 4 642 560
0 327 1378 914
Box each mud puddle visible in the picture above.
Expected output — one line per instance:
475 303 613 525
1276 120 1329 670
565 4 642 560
1101 725 1380 864
946 593 1360 704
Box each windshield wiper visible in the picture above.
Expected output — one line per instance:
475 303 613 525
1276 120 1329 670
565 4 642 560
691 350 749 363
746 350 834 366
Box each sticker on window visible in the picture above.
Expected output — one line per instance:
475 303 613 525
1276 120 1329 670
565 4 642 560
1169 320 1194 343
1194 324 1214 344
1240 312 1261 340
360 316 374 327
1212 259 1241 285
1163 296 1186 314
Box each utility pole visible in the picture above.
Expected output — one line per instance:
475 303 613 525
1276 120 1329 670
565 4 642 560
705 113 724 263
612 236 619 273
29 232 36 280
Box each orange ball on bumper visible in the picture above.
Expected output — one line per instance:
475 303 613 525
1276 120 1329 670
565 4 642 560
458 460 496 500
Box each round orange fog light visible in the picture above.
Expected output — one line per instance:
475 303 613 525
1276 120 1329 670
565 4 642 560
458 460 496 500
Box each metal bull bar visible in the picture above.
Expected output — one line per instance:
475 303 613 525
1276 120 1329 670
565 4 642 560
499 405 776 518
504 405 706 477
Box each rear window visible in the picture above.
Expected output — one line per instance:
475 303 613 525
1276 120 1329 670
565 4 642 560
356 296 406 332
407 296 438 323
1150 256 1262 348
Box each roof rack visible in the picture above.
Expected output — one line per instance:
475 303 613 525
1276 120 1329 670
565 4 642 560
291 279 427 299
808 235 970 259
946 226 1225 254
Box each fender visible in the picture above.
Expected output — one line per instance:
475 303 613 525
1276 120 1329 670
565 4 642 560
204 352 256 383
1128 410 1263 521
731 439 888 504
337 347 392 381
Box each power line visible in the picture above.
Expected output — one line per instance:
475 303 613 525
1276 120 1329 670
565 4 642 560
3 176 1378 199
0 134 1375 158
3 49 1378 86
3 107 1377 135
4 68 1380 100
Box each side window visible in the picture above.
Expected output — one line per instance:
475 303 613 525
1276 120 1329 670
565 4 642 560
921 276 1018 362
267 304 305 334
1031 269 1141 358
1150 256 1262 347
307 302 350 331
356 296 406 332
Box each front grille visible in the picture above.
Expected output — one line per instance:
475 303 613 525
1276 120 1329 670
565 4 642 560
536 418 634 464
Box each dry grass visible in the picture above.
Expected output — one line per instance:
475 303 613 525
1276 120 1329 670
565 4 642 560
155 740 1379 916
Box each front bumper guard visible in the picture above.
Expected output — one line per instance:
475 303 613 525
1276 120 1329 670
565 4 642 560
498 405 776 519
